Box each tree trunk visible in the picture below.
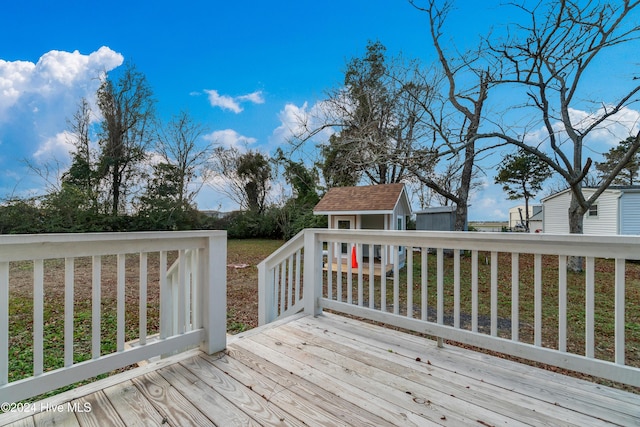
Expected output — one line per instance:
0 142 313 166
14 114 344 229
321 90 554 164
567 192 585 271
454 203 467 231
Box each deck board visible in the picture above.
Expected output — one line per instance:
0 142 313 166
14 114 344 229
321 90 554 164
311 314 640 423
2 312 638 427
102 380 166 426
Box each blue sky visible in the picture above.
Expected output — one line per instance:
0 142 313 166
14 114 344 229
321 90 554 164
1 1 639 220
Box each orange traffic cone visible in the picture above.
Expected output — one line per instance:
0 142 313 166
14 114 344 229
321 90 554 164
351 245 358 268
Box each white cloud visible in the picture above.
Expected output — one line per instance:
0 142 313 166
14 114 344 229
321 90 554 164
0 47 123 121
569 106 640 146
204 89 264 113
33 131 75 164
522 106 640 150
270 101 335 146
204 129 257 149
0 47 123 196
237 91 265 104
0 59 35 113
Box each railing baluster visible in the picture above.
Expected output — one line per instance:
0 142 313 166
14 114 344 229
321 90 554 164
534 254 542 347
92 256 101 359
159 251 170 339
185 251 193 331
357 243 363 307
139 252 148 346
585 256 595 358
406 246 413 318
117 254 126 352
0 262 8 386
178 250 186 335
436 248 443 325
558 255 567 352
274 262 281 316
471 250 478 333
191 249 199 330
279 260 286 313
421 248 427 321
64 258 74 367
326 245 332 301
454 249 460 329
347 244 353 305
491 251 498 337
295 249 301 303
614 258 625 365
393 246 399 315
288 255 294 309
381 245 387 312
368 244 375 309
34 260 44 376
511 253 519 342
337 242 342 303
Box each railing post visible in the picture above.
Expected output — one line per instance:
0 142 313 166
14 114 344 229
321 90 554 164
200 233 227 354
257 261 273 326
303 229 323 317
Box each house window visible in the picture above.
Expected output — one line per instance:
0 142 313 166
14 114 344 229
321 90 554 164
588 204 598 217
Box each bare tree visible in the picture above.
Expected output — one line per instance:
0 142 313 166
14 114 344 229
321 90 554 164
483 0 640 239
410 0 496 230
97 62 155 216
154 110 210 208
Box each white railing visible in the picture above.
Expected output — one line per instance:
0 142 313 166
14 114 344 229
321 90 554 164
257 230 305 325
258 228 640 387
0 231 227 403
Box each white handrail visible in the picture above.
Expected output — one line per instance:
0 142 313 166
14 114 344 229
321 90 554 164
0 230 227 404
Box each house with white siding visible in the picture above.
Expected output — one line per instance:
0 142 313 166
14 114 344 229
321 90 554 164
541 186 640 235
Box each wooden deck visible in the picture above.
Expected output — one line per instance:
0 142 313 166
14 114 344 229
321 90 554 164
1 313 638 427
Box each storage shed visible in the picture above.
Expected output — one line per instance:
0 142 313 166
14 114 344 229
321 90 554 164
313 183 411 271
415 206 456 231
541 186 640 235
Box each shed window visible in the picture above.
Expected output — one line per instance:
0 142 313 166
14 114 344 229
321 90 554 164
588 204 598 217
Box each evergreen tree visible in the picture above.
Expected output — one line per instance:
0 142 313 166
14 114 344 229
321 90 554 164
595 136 640 186
495 149 553 231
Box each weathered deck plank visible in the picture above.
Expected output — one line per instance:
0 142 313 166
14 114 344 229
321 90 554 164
74 391 124 427
1 312 638 427
181 354 306 426
311 314 640 424
247 325 521 426
222 345 389 426
102 380 166 426
158 362 260 426
131 371 215 426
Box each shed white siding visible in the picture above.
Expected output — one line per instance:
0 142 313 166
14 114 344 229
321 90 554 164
543 191 571 234
543 187 640 235
620 191 640 235
583 189 620 235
